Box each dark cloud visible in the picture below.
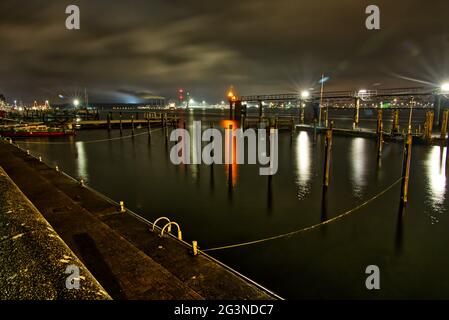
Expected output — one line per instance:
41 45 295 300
0 0 448 103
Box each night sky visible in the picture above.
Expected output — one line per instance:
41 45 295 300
1 0 448 103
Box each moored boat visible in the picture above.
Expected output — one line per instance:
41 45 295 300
0 124 76 138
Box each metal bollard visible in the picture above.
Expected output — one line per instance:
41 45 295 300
192 241 198 256
55 165 59 172
119 201 126 213
38 156 42 162
80 179 85 187
26 150 30 155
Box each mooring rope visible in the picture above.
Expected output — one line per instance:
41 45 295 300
10 128 162 145
201 176 403 252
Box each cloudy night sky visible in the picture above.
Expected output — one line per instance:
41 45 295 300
1 0 448 103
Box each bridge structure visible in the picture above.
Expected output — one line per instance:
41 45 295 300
235 86 448 128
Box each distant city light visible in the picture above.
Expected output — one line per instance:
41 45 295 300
358 89 367 94
73 99 80 107
189 98 194 104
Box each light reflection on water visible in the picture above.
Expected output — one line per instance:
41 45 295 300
294 131 312 199
75 141 88 181
425 146 447 222
350 138 368 198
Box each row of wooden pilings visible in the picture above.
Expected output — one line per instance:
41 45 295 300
105 112 178 138
322 120 415 205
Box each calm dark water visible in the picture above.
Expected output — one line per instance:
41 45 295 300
17 110 449 299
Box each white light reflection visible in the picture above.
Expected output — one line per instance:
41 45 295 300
75 141 88 181
350 138 367 198
426 146 447 215
294 132 312 199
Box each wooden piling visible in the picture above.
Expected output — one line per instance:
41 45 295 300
300 105 305 124
107 113 111 131
400 134 413 204
291 116 295 134
323 128 333 188
354 98 360 128
392 109 400 134
376 110 383 135
119 112 123 135
377 122 384 158
424 111 434 140
131 116 135 136
440 109 448 140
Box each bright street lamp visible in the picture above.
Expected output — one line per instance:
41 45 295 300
441 83 449 93
301 90 310 99
73 99 80 107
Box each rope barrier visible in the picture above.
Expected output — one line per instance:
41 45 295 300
201 176 403 252
11 128 162 145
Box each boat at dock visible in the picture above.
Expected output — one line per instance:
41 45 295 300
0 124 76 137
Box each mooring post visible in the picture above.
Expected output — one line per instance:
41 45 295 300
323 128 333 188
392 109 400 134
440 109 448 140
354 98 360 129
192 241 198 256
377 122 384 158
301 104 305 124
119 201 126 213
258 101 263 122
400 134 413 204
291 116 295 135
107 113 111 131
424 111 434 140
161 113 164 127
376 110 383 135
229 100 233 120
131 115 135 136
313 119 317 143
119 112 123 135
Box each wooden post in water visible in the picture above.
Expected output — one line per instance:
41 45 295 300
131 115 135 136
376 110 383 135
440 109 448 140
119 112 123 135
300 104 305 124
377 122 384 158
161 113 164 127
323 127 333 188
424 111 434 140
392 109 400 134
147 118 151 142
291 116 295 135
354 98 360 129
107 113 111 131
400 134 413 204
258 101 263 122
